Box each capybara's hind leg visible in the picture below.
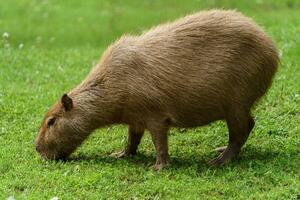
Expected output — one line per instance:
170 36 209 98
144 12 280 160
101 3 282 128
209 111 254 166
214 116 255 154
110 125 144 158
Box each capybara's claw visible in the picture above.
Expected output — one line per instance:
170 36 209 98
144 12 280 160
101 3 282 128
209 155 226 166
150 162 169 171
110 150 132 158
209 148 239 166
214 146 227 153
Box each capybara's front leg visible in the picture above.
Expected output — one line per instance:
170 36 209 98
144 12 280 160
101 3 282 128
110 125 144 158
149 126 170 171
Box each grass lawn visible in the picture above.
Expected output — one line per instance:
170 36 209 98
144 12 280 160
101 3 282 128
0 0 299 199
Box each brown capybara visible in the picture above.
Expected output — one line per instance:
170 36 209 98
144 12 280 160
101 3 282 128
35 9 279 170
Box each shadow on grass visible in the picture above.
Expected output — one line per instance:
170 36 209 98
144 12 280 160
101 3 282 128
68 145 299 173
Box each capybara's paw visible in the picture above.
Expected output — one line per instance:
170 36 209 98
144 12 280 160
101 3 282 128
110 149 134 158
208 155 227 166
214 146 227 153
209 148 238 166
150 160 170 171
150 163 169 171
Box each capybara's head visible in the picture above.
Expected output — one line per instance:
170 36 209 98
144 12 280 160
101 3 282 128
35 94 88 160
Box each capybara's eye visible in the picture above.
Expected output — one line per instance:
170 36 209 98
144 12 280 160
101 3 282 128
47 117 56 128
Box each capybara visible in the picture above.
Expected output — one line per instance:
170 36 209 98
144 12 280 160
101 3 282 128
35 9 279 170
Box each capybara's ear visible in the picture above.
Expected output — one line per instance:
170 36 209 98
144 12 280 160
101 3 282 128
61 94 73 111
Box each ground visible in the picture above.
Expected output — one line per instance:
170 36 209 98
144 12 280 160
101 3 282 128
0 0 299 199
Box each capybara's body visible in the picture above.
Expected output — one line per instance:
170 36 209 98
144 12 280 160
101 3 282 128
36 10 279 169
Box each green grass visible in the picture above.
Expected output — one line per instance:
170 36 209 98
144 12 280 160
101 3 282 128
0 0 299 199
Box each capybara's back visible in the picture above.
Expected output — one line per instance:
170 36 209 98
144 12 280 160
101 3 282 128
116 10 279 128
36 10 279 169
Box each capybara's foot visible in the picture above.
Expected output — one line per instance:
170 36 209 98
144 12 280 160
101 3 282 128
209 148 239 166
214 146 227 153
150 161 170 171
110 149 135 158
151 156 170 171
209 154 228 166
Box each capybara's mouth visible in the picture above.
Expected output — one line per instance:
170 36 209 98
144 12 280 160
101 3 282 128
36 142 70 161
37 150 69 161
42 154 68 161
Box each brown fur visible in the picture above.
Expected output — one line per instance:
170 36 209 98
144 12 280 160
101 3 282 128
35 10 279 169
